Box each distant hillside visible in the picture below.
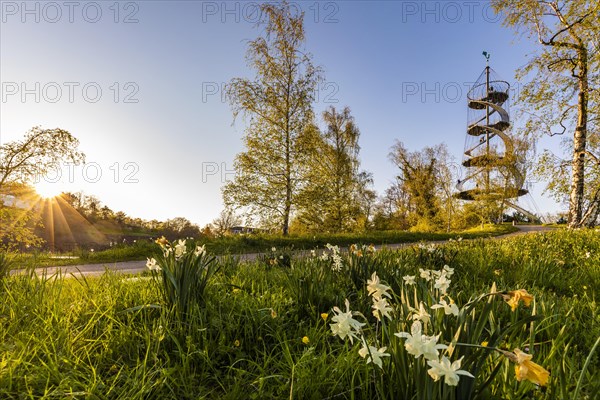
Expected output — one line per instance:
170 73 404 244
34 198 155 251
2 187 202 251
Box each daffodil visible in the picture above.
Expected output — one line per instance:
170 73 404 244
146 257 161 271
372 297 393 321
174 239 187 259
320 313 328 321
395 321 425 357
358 340 389 369
431 298 459 316
155 236 168 247
419 268 432 281
443 265 454 276
503 289 534 311
395 321 447 360
302 336 310 345
512 348 550 386
434 273 451 294
427 356 474 386
194 244 206 257
420 334 448 361
367 272 391 300
331 253 343 272
325 243 340 253
330 299 365 343
403 275 416 285
411 302 431 326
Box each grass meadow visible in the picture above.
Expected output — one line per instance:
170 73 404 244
7 224 517 269
1 229 598 399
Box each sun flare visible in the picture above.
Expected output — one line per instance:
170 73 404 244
34 180 67 199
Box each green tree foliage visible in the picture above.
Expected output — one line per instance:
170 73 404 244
535 135 600 225
0 184 43 251
211 207 241 237
0 126 85 190
491 0 599 227
164 217 201 238
372 182 412 231
296 106 375 232
385 142 454 231
222 1 322 235
0 127 84 249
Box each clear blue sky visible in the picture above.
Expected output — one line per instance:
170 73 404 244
1 1 563 226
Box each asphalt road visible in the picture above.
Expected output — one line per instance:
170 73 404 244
11 225 553 279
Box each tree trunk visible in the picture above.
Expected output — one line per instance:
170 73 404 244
568 48 588 228
283 158 291 236
283 119 291 236
582 186 600 227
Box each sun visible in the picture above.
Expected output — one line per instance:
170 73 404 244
34 180 67 199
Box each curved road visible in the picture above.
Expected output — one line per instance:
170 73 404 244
12 225 554 279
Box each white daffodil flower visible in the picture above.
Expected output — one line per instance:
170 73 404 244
332 253 343 271
434 273 451 294
395 321 446 361
421 334 448 361
431 298 459 316
419 268 432 281
358 341 389 369
427 356 474 386
174 239 187 259
403 275 416 285
443 265 454 276
411 302 431 326
330 299 365 343
367 272 392 300
195 244 206 257
146 257 161 271
395 320 425 358
372 298 393 321
325 243 340 253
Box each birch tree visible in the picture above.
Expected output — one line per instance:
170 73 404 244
492 0 599 227
222 1 321 235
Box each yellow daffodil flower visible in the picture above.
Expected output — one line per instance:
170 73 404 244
513 348 550 386
503 289 534 311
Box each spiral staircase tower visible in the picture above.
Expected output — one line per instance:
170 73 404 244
455 62 533 219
